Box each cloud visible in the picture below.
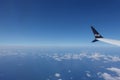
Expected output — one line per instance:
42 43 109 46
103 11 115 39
101 73 117 80
100 67 120 80
86 71 91 77
55 73 61 78
48 53 120 63
107 56 120 62
89 53 105 60
86 73 91 77
107 67 120 76
0 48 118 64
0 48 120 63
47 53 120 80
54 73 63 80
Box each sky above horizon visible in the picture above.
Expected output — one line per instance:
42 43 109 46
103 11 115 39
0 0 120 47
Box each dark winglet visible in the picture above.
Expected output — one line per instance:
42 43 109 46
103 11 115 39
91 26 103 42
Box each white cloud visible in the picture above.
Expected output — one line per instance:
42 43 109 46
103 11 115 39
108 56 120 62
107 67 120 76
55 73 61 78
49 53 120 63
101 73 117 80
89 53 105 60
86 73 91 77
1 48 120 63
100 67 120 80
86 71 91 77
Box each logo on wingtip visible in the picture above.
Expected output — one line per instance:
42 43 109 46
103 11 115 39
95 34 100 37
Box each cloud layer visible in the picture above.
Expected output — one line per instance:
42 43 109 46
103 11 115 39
48 53 120 63
100 67 120 80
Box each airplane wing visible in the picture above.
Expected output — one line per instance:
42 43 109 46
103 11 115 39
91 26 120 46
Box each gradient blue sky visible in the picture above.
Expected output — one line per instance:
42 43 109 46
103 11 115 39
0 0 120 47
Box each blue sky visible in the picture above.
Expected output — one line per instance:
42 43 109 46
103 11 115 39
0 0 120 47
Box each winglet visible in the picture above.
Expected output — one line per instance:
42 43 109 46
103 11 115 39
91 26 103 42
